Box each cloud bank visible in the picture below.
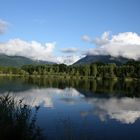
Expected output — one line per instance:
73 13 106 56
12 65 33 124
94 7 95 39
0 19 9 34
84 32 140 60
0 38 81 65
57 55 82 65
1 28 140 64
0 39 57 62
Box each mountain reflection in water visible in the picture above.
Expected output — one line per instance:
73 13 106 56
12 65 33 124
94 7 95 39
0 76 140 140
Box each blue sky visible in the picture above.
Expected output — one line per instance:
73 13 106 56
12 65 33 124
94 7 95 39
0 0 140 64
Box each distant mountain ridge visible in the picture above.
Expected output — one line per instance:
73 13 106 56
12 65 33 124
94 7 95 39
0 54 54 67
74 55 134 65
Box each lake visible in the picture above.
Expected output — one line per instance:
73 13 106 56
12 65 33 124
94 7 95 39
0 76 140 140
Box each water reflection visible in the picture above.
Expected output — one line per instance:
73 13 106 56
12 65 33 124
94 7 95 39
0 76 140 139
84 97 140 124
0 76 140 96
1 87 140 124
10 88 84 108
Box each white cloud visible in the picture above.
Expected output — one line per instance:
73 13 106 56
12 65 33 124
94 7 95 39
0 19 9 34
57 55 82 65
61 47 78 53
81 35 91 42
86 32 140 60
0 38 57 62
0 38 83 65
93 31 110 46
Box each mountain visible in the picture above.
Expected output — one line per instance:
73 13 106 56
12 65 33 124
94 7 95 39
74 55 133 65
0 54 54 67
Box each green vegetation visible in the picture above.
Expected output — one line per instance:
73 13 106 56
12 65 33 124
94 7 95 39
0 54 53 67
0 94 43 140
0 61 140 79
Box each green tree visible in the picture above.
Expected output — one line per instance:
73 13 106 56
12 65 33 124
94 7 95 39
90 64 97 77
108 64 116 78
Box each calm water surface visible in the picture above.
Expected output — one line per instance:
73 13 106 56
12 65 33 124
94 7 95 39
0 76 140 140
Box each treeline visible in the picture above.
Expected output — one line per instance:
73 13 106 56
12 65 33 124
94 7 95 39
0 66 27 75
0 61 140 79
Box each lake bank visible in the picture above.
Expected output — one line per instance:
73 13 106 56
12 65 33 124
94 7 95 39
0 74 139 82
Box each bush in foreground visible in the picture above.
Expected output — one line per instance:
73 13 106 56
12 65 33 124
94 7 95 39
0 94 43 140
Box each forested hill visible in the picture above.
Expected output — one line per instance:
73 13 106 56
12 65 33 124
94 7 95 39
0 60 140 79
0 54 54 67
74 55 133 65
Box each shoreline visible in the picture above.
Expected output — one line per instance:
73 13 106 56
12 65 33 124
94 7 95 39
0 74 139 81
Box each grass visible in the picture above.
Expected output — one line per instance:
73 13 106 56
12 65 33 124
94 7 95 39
0 94 43 140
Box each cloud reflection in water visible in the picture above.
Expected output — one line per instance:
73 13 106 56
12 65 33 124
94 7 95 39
5 88 140 124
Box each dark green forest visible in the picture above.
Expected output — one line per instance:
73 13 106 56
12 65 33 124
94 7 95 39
0 61 140 79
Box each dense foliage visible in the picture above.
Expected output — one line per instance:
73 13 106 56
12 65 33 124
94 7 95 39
0 61 140 79
0 94 43 140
